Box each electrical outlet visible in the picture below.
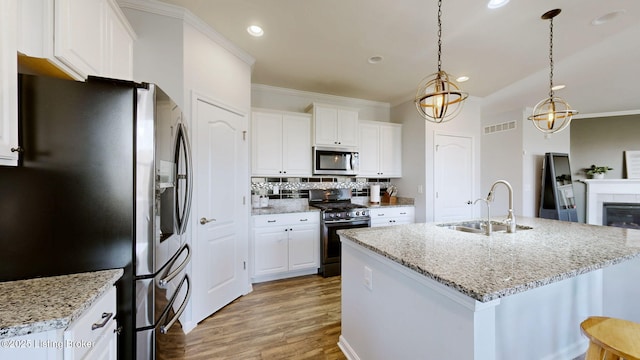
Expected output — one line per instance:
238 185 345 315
417 185 424 194
364 266 373 290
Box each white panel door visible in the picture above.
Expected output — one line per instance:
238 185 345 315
434 134 474 222
192 97 248 324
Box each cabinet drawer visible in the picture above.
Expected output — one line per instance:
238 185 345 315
253 212 320 227
370 207 415 218
64 286 116 360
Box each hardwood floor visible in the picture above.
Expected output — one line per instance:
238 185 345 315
158 275 346 360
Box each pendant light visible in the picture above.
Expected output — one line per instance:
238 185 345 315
415 0 468 123
528 9 578 134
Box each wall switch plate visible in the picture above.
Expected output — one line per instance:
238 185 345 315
364 266 373 290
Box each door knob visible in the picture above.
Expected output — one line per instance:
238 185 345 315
200 217 216 225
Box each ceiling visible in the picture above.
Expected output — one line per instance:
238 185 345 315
157 0 640 115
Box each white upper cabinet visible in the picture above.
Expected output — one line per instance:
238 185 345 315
0 0 19 166
252 109 312 177
55 0 105 79
104 0 134 80
18 0 134 80
307 103 359 148
359 120 402 178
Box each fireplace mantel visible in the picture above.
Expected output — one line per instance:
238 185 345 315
583 179 640 225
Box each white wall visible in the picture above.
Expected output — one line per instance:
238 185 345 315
119 5 185 107
251 84 390 121
183 24 252 115
480 106 570 218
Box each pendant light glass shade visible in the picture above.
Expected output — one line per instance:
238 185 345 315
528 9 578 134
415 0 468 123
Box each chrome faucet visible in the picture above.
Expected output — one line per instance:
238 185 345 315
473 197 492 235
486 180 516 233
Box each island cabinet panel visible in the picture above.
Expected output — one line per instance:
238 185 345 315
339 238 604 360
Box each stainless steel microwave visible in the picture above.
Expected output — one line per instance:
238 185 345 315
313 146 359 175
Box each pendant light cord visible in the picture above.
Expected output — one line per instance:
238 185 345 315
437 0 442 73
548 17 554 98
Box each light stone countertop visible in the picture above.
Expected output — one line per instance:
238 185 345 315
251 199 320 216
338 217 640 302
0 269 123 339
251 197 415 216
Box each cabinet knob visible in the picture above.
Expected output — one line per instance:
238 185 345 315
10 146 23 153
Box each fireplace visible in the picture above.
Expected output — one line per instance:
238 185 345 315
603 203 640 229
584 179 640 225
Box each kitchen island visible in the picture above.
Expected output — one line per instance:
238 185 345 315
337 217 640 360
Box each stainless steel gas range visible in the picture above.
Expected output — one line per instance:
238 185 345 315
309 189 371 277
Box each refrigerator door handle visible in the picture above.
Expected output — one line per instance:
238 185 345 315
158 244 191 288
159 274 191 334
174 123 193 235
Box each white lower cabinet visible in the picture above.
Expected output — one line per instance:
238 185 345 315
63 286 117 360
252 212 320 282
370 207 415 227
0 286 117 360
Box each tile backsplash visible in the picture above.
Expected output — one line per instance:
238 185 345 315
251 177 394 199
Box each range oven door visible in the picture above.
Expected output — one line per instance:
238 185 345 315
320 218 370 277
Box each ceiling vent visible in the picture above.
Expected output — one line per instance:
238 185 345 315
484 121 516 135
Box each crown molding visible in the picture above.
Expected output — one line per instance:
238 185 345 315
117 0 255 67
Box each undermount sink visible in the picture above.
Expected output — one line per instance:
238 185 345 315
437 220 532 234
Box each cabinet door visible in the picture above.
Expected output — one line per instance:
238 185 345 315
358 122 381 176
105 0 133 80
252 111 284 175
84 320 117 360
288 224 319 270
0 0 18 166
314 106 338 146
55 0 105 78
254 227 288 276
282 114 311 176
379 124 402 177
337 109 359 147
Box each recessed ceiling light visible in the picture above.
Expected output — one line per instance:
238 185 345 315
591 10 626 26
487 0 510 9
456 76 469 83
247 25 264 37
551 84 566 91
367 55 384 64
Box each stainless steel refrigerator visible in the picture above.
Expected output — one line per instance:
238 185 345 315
0 74 192 359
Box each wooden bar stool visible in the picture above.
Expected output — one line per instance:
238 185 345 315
580 316 640 360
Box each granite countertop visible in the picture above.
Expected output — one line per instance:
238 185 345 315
251 197 415 216
351 196 415 209
251 199 321 216
338 217 640 303
0 269 123 339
